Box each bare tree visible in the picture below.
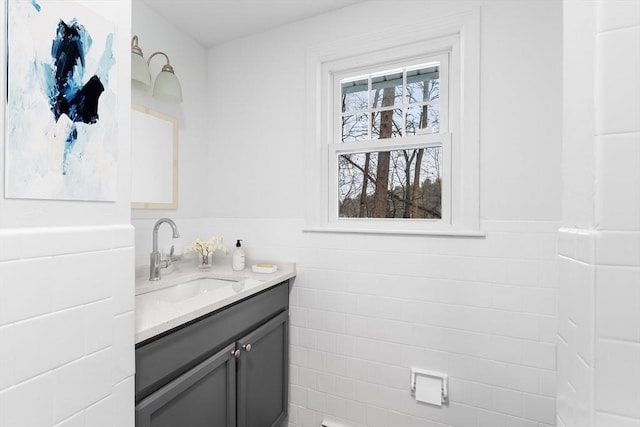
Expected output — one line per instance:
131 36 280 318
338 68 442 219
372 86 395 217
409 77 437 217
358 153 371 217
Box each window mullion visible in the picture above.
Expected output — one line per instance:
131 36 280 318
402 70 407 138
333 135 448 156
367 77 372 140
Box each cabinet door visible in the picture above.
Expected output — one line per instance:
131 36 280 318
136 343 236 427
237 311 289 427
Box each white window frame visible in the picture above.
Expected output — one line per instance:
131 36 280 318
330 50 452 229
304 7 481 236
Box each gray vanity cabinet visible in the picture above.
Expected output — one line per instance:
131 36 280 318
135 343 237 427
135 281 289 427
237 311 289 427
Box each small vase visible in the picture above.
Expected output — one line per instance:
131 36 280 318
198 252 213 269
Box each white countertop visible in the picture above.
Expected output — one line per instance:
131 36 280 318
135 259 296 344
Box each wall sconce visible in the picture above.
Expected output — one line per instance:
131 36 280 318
131 35 183 104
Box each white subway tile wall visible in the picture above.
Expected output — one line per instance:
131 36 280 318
190 217 559 427
0 226 135 427
559 1 640 427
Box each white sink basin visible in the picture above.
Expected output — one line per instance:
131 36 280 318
152 277 242 302
135 275 268 339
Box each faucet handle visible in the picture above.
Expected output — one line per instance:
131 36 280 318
168 245 186 262
167 245 175 266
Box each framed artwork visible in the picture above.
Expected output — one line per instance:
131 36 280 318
5 0 117 201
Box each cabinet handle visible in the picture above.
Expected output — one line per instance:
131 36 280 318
231 349 240 359
242 343 252 352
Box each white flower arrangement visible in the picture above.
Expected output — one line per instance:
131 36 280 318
182 236 228 265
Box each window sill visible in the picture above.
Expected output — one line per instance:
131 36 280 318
302 226 485 238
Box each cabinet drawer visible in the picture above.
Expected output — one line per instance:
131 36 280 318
136 281 289 401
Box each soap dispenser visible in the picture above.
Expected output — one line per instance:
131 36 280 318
232 239 245 271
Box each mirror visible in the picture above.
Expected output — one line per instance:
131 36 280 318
131 104 178 209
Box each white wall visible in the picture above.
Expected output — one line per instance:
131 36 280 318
0 1 134 426
206 1 562 223
131 0 211 266
557 1 640 427
207 1 563 426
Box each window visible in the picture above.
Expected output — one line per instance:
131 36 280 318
333 54 450 223
305 9 480 236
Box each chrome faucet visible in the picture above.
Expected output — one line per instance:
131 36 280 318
149 218 180 281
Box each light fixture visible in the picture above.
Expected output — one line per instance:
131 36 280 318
131 35 183 104
131 35 150 87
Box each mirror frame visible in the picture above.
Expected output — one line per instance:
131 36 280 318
131 104 179 209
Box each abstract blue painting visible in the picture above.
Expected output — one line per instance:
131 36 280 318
5 0 117 201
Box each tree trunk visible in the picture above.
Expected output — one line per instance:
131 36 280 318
358 152 370 217
410 148 424 218
410 86 430 218
373 150 391 217
403 150 416 218
372 86 395 218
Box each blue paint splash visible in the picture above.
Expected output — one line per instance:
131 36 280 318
31 0 41 12
48 19 106 175
96 33 115 86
